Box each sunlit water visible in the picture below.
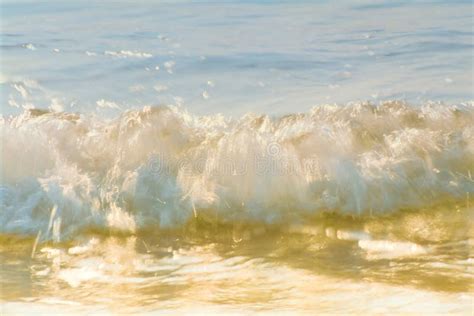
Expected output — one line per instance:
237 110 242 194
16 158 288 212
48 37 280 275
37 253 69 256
2 207 473 314
1 0 473 314
2 0 473 116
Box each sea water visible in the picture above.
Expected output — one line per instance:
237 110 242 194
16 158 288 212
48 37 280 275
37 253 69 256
1 0 473 314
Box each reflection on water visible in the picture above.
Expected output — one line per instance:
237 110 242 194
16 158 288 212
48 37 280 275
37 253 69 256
1 0 473 313
1 207 472 314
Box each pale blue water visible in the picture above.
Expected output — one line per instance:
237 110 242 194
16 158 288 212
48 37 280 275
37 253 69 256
1 0 472 117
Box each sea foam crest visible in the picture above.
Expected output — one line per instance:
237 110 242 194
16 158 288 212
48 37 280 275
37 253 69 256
1 101 473 236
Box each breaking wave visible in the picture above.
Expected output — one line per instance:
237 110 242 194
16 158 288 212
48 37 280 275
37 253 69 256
1 101 473 237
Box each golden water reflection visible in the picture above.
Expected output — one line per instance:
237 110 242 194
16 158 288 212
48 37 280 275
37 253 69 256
1 207 472 314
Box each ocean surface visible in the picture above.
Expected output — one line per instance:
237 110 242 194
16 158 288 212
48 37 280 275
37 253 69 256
1 0 473 314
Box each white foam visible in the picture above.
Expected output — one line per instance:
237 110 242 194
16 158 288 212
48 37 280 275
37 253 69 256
1 102 473 236
359 239 428 259
337 229 371 241
104 50 152 58
96 99 120 109
49 98 64 112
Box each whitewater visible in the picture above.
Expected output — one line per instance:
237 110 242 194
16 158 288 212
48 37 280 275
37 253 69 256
1 0 473 314
2 102 474 235
1 102 473 314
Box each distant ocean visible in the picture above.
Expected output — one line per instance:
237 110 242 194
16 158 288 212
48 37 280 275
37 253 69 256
1 0 473 314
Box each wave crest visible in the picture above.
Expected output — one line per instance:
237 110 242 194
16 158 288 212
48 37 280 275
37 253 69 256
1 101 473 236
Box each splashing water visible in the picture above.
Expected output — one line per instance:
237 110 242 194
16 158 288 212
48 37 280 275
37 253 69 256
1 0 473 313
1 102 473 313
1 102 473 235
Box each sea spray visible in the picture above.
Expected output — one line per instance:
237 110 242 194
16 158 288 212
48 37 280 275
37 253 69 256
1 101 473 238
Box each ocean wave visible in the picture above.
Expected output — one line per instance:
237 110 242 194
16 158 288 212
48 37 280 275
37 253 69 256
1 101 473 237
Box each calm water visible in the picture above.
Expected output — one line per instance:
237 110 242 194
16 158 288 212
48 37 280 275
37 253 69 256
1 0 473 116
1 0 473 314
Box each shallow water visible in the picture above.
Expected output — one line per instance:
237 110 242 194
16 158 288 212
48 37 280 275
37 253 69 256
1 207 473 314
1 0 474 314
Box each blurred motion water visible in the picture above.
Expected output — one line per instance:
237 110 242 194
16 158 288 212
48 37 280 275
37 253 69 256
1 0 473 314
1 207 473 314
